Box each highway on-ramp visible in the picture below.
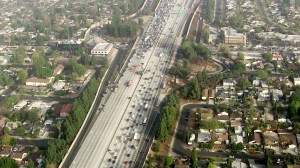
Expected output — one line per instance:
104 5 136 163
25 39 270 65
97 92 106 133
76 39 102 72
68 0 193 167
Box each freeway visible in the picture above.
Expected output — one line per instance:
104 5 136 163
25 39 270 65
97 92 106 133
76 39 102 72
66 0 193 167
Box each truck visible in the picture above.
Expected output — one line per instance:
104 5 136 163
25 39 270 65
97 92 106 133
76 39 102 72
126 80 133 87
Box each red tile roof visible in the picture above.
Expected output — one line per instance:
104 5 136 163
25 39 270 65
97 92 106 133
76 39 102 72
52 103 72 114
60 103 72 114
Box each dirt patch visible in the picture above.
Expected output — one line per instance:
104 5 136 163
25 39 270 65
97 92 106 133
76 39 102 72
147 137 174 167
190 59 220 73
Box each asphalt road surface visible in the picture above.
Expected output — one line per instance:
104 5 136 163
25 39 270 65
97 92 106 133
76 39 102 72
65 0 194 168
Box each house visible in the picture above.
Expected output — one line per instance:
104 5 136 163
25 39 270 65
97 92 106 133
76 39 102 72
231 135 243 144
200 109 213 120
271 89 283 101
198 129 211 143
232 159 247 168
6 121 21 130
59 103 72 117
223 78 236 87
0 116 8 128
257 90 270 101
260 81 268 88
26 77 52 87
234 126 243 134
272 54 283 61
216 112 229 123
91 42 113 56
0 147 11 157
262 108 274 121
52 64 64 76
208 89 215 99
279 133 298 152
263 131 279 150
249 131 262 146
52 80 65 91
52 103 73 117
11 152 28 163
230 110 243 127
13 100 28 111
294 78 300 86
214 131 229 145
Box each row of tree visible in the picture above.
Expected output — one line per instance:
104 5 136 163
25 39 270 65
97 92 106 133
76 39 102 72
180 39 211 61
180 71 208 99
45 75 101 166
204 0 215 23
106 8 139 37
155 92 180 141
169 61 191 79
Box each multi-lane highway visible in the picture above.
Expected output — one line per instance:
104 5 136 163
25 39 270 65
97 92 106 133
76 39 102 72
67 0 193 167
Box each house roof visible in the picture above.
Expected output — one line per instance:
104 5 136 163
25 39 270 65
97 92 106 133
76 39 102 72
272 54 283 59
279 133 297 146
60 103 72 114
216 115 230 121
231 135 243 143
0 116 8 127
11 152 26 159
263 131 279 145
26 77 51 84
52 103 73 114
254 132 262 144
53 64 64 76
0 147 11 155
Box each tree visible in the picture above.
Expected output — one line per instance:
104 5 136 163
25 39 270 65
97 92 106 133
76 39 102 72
11 45 26 63
257 69 269 81
16 127 26 136
244 96 255 107
17 69 28 84
240 75 251 90
9 137 16 146
0 157 18 168
289 91 300 118
102 57 109 68
200 118 222 131
27 159 35 168
138 18 143 25
219 44 230 57
202 25 210 43
164 156 173 167
27 110 39 123
244 121 254 135
262 52 273 62
237 51 245 60
191 147 198 168
230 143 244 151
0 74 12 87
152 143 160 152
90 55 98 66
3 95 20 109
229 14 245 29
232 61 246 75
37 67 53 78
36 33 44 46
1 134 11 146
